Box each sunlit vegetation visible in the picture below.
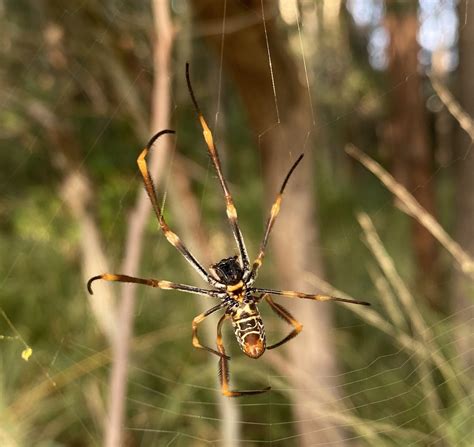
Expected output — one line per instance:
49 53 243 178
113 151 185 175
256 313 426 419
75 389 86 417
0 1 472 446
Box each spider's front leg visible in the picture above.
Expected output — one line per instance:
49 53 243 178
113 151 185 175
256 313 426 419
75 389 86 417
252 287 370 306
216 314 271 398
136 129 223 289
186 63 251 273
87 273 222 298
247 154 304 283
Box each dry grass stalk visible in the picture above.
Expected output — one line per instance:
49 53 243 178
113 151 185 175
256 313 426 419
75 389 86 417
357 212 429 341
268 352 437 445
346 144 474 278
430 75 474 141
303 272 466 402
367 264 407 330
357 212 445 420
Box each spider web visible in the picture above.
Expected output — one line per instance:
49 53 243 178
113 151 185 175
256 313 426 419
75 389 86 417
0 1 472 446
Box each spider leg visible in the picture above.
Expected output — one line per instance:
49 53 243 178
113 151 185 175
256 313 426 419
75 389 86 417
262 294 303 350
216 314 271 398
248 154 304 282
186 63 250 273
192 304 230 360
137 129 222 288
252 287 371 306
87 273 223 298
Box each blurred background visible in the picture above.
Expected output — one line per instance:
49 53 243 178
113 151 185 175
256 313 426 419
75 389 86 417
0 0 472 446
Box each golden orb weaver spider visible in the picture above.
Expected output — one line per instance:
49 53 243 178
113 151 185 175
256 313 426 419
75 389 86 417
87 63 370 397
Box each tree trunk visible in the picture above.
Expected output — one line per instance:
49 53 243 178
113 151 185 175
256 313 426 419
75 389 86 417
384 2 439 308
190 1 345 444
453 0 474 372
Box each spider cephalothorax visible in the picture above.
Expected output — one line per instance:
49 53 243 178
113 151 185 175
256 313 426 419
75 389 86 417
211 256 243 285
87 63 370 397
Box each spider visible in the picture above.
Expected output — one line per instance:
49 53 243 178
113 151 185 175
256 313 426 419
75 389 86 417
87 63 370 397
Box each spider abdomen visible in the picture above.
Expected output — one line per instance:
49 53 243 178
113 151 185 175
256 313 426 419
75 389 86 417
231 310 266 359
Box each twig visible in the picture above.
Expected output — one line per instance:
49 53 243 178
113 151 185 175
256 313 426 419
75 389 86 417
346 144 474 277
430 75 474 141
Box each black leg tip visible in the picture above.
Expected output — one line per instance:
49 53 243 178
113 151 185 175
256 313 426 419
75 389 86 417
87 275 102 295
230 386 272 398
350 299 371 306
336 297 371 306
146 129 176 150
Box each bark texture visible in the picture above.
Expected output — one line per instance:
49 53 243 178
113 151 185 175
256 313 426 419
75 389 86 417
384 2 439 307
190 1 345 444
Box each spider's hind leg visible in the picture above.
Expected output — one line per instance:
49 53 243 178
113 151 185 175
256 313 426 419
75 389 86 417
192 305 230 360
216 315 271 398
263 294 303 350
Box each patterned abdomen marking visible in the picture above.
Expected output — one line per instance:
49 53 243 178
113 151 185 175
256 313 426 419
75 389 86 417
232 314 266 359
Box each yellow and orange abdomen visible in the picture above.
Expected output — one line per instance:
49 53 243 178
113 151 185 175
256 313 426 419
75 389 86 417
231 305 266 359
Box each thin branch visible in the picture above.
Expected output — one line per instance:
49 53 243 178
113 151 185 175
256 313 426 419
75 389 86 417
346 144 474 277
430 75 474 141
